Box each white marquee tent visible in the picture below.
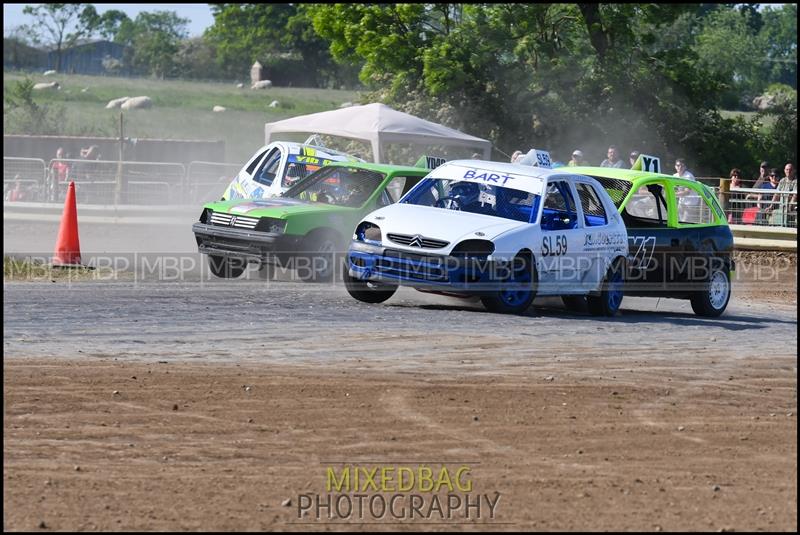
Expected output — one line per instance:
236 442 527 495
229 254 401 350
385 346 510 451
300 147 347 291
264 102 492 163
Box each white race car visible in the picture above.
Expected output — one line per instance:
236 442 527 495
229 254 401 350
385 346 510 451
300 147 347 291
344 160 629 315
222 141 362 200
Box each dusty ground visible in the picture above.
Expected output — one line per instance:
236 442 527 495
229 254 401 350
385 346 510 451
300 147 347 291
3 252 797 531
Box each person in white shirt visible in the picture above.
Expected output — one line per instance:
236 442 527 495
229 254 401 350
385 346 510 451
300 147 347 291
673 158 695 180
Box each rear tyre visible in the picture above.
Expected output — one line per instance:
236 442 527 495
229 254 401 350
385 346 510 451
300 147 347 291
208 254 246 279
342 266 397 304
480 253 537 315
587 260 625 317
690 265 731 317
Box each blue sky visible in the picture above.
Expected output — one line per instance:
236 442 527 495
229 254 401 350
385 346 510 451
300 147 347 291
3 3 215 38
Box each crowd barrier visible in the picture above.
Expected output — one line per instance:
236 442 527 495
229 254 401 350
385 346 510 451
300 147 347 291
5 159 798 232
3 157 240 206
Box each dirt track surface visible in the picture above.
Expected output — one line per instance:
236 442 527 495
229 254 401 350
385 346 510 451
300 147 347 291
3 280 798 531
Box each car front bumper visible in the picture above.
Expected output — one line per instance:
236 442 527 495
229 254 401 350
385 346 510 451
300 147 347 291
347 241 522 293
192 222 303 264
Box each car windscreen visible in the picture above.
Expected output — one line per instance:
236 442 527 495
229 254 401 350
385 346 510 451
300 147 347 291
400 178 540 223
283 166 386 207
587 176 634 208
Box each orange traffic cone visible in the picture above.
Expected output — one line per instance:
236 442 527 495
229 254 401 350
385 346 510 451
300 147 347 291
52 181 82 266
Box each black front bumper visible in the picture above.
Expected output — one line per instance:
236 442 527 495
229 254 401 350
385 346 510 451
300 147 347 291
192 222 303 264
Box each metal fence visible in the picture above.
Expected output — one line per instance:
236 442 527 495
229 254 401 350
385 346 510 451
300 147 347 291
4 156 237 206
186 161 241 204
723 187 797 228
3 157 46 202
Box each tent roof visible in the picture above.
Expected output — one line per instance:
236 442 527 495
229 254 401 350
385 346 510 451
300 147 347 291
265 103 491 157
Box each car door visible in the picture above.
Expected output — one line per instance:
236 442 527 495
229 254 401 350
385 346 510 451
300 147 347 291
619 180 686 292
538 179 586 295
574 179 616 291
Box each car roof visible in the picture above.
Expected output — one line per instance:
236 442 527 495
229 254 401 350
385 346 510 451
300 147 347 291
325 160 431 174
435 159 602 195
568 166 679 183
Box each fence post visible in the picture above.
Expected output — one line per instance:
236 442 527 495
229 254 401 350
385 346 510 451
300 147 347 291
718 177 730 216
114 112 125 205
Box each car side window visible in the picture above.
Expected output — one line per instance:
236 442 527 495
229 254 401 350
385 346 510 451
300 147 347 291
245 148 269 175
383 176 408 205
542 180 578 231
674 184 715 225
253 148 281 186
622 184 668 228
576 182 608 227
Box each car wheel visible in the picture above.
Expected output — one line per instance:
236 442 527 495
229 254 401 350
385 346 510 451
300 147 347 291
480 253 537 315
208 254 246 279
342 265 397 304
298 231 342 283
587 259 625 317
561 295 588 314
690 265 731 317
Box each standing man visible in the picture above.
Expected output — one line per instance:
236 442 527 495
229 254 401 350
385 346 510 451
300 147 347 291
673 158 696 180
568 150 587 167
600 146 624 168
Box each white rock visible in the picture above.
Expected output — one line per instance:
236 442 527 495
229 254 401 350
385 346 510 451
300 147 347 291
121 96 153 110
251 80 272 90
106 96 130 109
81 87 89 93
268 100 279 108
43 70 56 76
236 83 244 89
213 105 227 112
339 101 353 108
33 82 59 90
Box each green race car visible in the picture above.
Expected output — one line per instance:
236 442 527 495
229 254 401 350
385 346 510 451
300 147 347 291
192 161 431 281
569 165 734 316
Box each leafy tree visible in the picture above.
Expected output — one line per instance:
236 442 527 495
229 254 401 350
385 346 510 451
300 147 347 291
20 3 100 71
114 11 189 78
758 4 797 89
205 3 353 87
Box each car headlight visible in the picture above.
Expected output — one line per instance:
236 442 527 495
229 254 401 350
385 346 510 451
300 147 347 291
450 239 495 259
354 222 382 244
255 217 286 234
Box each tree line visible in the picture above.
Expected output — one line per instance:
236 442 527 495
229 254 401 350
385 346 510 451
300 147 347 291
7 3 797 175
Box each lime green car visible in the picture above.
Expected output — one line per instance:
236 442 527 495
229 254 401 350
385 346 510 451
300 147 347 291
192 161 430 281
569 166 734 316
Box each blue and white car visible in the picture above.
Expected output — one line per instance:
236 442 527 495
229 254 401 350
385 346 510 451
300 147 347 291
343 160 629 315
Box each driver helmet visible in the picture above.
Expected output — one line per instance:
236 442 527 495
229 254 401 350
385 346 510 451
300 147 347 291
450 181 480 205
284 163 302 186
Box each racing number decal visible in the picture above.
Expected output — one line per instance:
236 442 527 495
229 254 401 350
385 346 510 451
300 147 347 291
535 151 552 168
629 236 656 269
542 234 568 257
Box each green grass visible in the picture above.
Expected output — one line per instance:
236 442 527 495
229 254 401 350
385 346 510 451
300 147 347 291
4 71 362 163
3 256 125 282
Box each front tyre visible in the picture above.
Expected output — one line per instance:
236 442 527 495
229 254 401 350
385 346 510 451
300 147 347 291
480 253 537 315
208 254 246 279
342 267 397 304
299 231 341 283
690 266 731 317
587 260 625 317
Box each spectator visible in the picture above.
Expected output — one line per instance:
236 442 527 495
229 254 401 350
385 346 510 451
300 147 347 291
567 149 587 167
756 169 780 212
50 146 71 201
510 150 523 163
767 162 797 225
673 158 696 180
729 168 744 189
5 176 28 202
752 161 770 189
727 168 745 224
80 145 100 160
600 146 624 168
629 150 640 168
